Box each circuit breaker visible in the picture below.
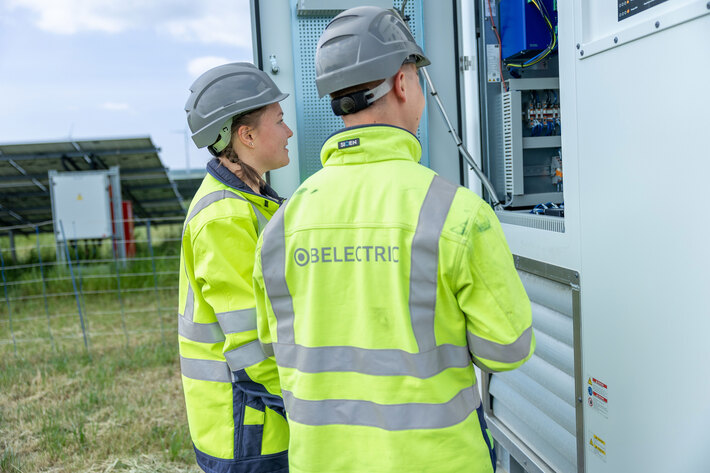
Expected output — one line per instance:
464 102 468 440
502 78 562 207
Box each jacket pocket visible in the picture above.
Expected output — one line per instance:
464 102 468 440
261 406 289 455
236 390 265 458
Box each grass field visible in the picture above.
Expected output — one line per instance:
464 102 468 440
1 222 202 472
0 339 200 473
0 222 180 358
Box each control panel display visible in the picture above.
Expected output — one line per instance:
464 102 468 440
618 0 668 21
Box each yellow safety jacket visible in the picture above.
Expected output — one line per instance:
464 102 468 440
253 125 534 473
179 159 288 473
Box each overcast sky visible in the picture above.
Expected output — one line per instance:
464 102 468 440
0 0 254 170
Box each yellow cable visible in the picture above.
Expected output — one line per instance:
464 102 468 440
505 0 556 68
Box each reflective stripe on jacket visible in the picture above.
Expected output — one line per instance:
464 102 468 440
253 125 534 473
179 160 288 473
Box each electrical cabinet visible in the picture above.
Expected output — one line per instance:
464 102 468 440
49 171 113 241
477 0 564 232
49 167 126 260
466 1 710 472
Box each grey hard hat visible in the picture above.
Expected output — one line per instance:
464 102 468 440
185 62 288 149
315 6 430 98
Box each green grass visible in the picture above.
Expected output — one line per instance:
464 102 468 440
0 221 201 472
0 223 181 358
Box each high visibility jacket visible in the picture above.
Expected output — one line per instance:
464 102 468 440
179 159 289 473
253 125 535 473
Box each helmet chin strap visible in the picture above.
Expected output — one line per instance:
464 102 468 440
365 76 394 105
209 116 234 156
331 77 393 116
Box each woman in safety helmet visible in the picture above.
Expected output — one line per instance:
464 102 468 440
178 62 292 473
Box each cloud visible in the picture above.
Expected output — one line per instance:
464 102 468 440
159 5 253 48
6 0 252 46
187 56 232 79
101 102 131 111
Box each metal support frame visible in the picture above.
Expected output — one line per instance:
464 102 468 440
0 167 172 186
0 203 30 224
7 158 48 192
0 147 161 162
482 255 584 473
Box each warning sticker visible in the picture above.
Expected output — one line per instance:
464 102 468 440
586 376 609 418
486 44 501 83
588 433 607 462
484 1 496 18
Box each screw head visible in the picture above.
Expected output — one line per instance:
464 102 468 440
576 43 580 49
580 50 584 56
614 36 619 44
655 21 660 28
707 1 709 9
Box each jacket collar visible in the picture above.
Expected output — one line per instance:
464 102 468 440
206 158 283 204
320 124 422 167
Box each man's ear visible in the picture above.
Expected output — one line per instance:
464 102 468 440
392 68 408 102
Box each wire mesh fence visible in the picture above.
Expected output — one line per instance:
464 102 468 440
0 216 183 358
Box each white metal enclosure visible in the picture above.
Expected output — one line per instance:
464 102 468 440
571 2 710 472
464 0 710 471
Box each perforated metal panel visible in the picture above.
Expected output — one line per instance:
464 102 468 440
290 0 429 182
497 211 565 233
502 91 516 194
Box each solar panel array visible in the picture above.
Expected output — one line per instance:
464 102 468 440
0 137 188 228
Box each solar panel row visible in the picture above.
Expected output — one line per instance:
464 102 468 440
0 137 204 229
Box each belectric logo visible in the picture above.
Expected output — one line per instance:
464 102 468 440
293 246 400 267
294 249 310 266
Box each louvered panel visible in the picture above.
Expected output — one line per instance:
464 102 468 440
484 257 582 473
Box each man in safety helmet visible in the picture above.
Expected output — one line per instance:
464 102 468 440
253 6 535 473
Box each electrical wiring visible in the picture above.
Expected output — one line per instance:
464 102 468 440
505 0 557 69
400 0 408 18
391 6 506 208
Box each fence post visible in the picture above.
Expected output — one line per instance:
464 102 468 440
59 221 89 354
71 240 89 344
8 230 17 264
36 226 55 351
146 220 166 343
0 247 18 356
111 234 129 348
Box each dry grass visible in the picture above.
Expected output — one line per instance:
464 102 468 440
0 339 200 473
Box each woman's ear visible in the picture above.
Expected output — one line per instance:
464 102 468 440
236 124 254 147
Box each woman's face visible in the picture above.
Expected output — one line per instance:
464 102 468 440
249 102 293 174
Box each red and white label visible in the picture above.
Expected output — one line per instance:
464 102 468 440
593 378 608 389
587 375 609 419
